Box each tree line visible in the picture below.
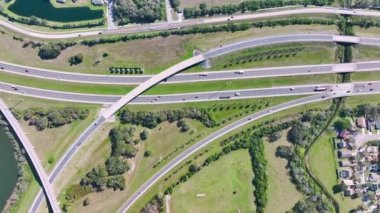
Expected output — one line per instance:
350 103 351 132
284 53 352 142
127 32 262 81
12 107 89 131
118 108 216 129
183 0 333 19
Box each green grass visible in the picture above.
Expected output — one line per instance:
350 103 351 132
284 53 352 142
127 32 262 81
307 130 362 213
185 42 338 73
351 71 380 82
146 74 337 95
0 72 135 95
126 99 332 212
57 96 301 212
0 70 337 96
353 45 380 62
264 131 304 212
171 149 255 213
0 92 100 172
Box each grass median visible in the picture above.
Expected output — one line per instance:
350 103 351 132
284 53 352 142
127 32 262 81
0 71 337 96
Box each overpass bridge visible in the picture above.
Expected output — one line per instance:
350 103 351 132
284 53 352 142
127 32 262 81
0 99 61 213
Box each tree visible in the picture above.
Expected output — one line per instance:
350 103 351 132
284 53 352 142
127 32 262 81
287 123 307 146
140 129 149 140
124 144 137 158
333 119 351 131
38 43 61 59
68 53 84 65
144 150 152 157
105 156 130 176
106 175 125 190
268 131 281 142
83 198 91 206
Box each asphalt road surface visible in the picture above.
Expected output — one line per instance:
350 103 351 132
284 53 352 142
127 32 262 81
2 7 380 39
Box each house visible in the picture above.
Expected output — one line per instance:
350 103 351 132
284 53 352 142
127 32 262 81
338 150 355 158
357 117 366 128
337 141 346 149
338 168 353 178
339 160 352 167
342 179 355 186
344 188 354 197
376 119 380 130
57 0 65 3
338 130 350 140
92 0 104 5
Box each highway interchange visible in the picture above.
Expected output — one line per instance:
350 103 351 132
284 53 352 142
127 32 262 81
0 5 379 213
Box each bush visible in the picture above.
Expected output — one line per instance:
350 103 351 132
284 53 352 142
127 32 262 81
106 175 125 190
140 129 149 140
38 43 61 59
83 198 91 206
333 119 351 131
144 150 152 157
105 156 130 176
68 53 84 65
112 0 162 24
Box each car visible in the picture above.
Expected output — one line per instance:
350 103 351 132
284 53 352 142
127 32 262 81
321 96 326 98
25 69 28 72
369 83 373 85
219 96 231 99
0 67 3 69
199 73 208 77
346 90 351 93
290 87 295 90
235 92 240 96
194 96 198 98
235 71 245 74
370 88 374 91
357 89 362 92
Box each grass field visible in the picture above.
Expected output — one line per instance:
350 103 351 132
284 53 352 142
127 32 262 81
351 71 380 82
171 149 255 213
186 42 338 73
0 25 337 75
352 45 380 62
146 74 337 95
264 131 304 213
0 92 100 172
307 131 362 213
54 96 301 212
126 99 332 212
179 0 245 9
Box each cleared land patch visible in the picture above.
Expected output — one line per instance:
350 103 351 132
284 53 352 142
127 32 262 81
264 131 304 213
171 149 255 213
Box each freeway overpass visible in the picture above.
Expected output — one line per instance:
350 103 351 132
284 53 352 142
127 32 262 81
2 7 380 39
27 32 380 211
0 99 61 213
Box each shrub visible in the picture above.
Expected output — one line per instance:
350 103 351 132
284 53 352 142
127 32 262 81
38 43 61 59
140 129 149 140
68 53 84 65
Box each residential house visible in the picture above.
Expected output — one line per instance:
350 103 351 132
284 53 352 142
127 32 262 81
357 117 366 128
338 150 355 158
338 168 353 178
340 160 353 167
338 130 350 140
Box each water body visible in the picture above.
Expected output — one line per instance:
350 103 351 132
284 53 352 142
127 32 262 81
0 128 18 211
8 0 103 23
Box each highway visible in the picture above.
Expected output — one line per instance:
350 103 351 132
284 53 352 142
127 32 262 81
2 39 380 85
26 82 380 212
2 7 380 39
0 81 334 104
0 99 61 213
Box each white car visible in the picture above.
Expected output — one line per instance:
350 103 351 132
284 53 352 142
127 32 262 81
235 92 240 96
235 71 245 74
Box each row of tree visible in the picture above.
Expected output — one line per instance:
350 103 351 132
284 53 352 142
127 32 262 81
118 108 216 129
112 0 163 25
13 107 89 131
183 0 333 18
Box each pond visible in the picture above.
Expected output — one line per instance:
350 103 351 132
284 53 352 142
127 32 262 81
0 127 18 211
8 0 103 23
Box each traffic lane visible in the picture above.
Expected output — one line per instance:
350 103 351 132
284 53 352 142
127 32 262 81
166 64 334 83
133 85 332 103
359 37 380 46
356 61 380 71
0 83 120 104
0 62 148 84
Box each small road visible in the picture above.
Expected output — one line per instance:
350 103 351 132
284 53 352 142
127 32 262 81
0 99 61 213
1 7 380 39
